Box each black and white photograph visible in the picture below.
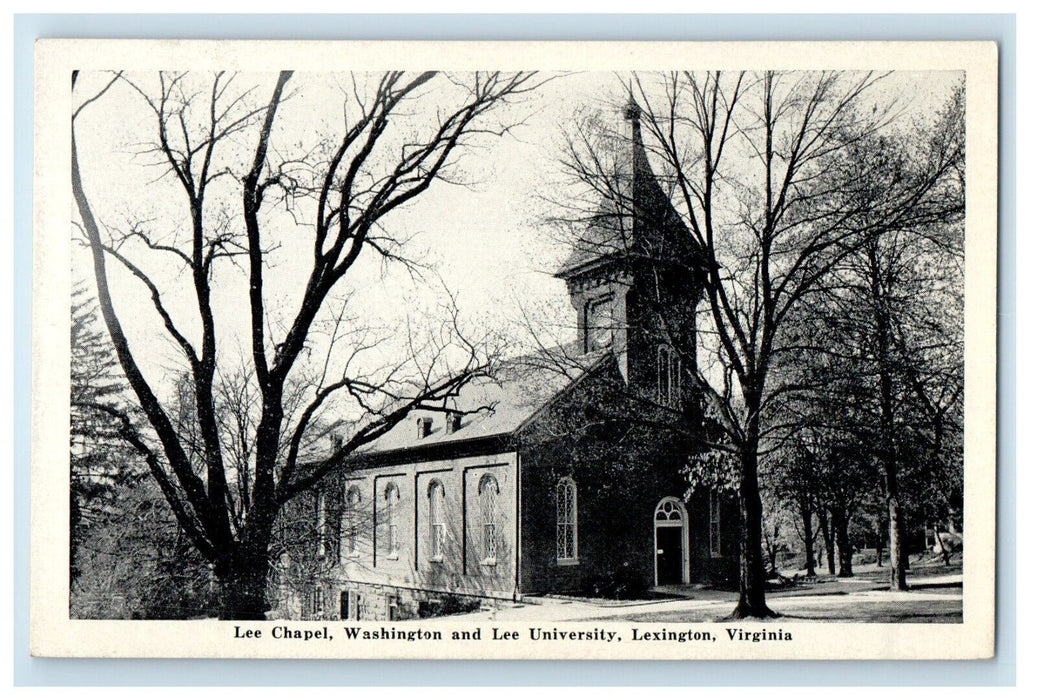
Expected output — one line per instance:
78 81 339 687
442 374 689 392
31 39 998 659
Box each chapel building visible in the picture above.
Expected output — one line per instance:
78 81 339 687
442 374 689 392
281 101 740 621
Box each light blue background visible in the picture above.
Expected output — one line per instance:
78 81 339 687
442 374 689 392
13 12 1016 686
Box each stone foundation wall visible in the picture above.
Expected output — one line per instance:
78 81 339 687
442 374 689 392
317 580 491 621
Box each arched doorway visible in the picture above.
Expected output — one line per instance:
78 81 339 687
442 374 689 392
654 497 689 586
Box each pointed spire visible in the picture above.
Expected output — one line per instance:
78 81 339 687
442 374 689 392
623 79 642 122
624 81 651 191
622 79 649 177
556 82 699 281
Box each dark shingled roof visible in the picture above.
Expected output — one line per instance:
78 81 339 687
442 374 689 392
555 195 635 278
556 103 700 280
352 348 611 459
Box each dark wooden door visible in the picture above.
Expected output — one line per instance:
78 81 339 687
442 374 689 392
340 591 351 620
656 527 683 585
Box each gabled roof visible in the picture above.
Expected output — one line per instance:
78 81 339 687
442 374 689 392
349 348 612 461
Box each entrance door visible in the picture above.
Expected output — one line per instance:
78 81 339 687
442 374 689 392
654 497 688 586
656 527 683 585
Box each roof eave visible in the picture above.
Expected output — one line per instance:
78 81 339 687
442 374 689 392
341 432 518 469
554 250 630 281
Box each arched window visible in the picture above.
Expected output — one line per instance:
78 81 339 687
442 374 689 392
343 486 361 559
384 482 400 557
478 474 500 563
556 478 578 563
657 345 681 408
585 297 613 351
428 480 446 561
655 498 684 523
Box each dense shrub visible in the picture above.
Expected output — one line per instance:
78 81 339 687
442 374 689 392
581 562 650 600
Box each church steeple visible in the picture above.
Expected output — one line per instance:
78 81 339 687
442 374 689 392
556 95 647 281
626 94 656 213
623 89 642 122
555 94 706 391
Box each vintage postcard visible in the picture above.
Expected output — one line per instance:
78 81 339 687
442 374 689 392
31 39 997 659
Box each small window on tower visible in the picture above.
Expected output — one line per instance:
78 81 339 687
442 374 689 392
657 345 682 408
585 297 612 351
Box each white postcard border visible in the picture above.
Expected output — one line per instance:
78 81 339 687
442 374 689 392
30 38 999 660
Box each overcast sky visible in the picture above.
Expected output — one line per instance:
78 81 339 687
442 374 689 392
72 69 961 401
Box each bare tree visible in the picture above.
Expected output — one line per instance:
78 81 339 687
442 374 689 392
557 71 963 617
71 70 544 619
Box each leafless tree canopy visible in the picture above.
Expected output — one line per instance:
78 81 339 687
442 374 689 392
71 69 546 618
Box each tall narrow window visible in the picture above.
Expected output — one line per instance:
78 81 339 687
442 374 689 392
709 489 722 557
657 345 681 408
384 482 400 558
312 586 324 618
316 490 327 559
428 480 446 561
556 478 578 563
343 486 361 559
479 474 500 564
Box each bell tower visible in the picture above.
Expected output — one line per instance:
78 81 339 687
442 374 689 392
555 96 706 404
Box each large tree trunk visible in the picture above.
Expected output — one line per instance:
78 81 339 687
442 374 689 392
215 525 274 620
817 506 836 575
799 496 816 577
900 518 912 573
933 522 951 565
875 520 885 567
211 403 286 620
731 432 777 619
870 243 910 592
884 467 909 590
831 506 854 577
